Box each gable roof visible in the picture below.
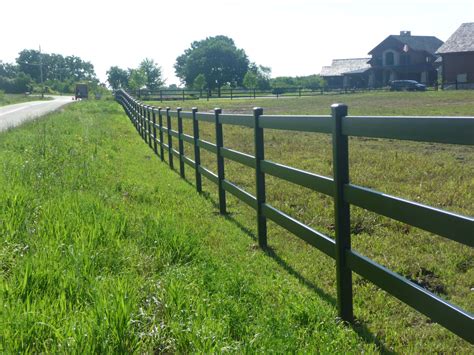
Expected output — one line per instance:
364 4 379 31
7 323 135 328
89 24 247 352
320 58 371 77
369 34 443 55
437 22 474 54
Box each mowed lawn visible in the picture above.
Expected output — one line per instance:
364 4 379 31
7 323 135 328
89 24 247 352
0 91 472 352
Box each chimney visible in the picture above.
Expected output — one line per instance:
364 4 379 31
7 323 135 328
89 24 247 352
400 31 411 36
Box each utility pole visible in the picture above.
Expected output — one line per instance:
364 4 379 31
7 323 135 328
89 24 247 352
39 45 44 98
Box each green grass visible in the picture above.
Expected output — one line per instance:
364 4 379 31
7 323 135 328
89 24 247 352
146 90 473 351
148 89 474 116
0 93 51 107
1 92 472 352
0 101 380 352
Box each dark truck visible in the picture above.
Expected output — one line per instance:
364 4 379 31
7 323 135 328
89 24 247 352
75 83 89 99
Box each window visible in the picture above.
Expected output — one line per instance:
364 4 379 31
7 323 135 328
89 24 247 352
385 52 394 66
400 54 410 65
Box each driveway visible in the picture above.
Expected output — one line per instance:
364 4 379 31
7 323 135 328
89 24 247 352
0 95 74 132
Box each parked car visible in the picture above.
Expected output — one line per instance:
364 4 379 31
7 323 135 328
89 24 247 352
389 80 426 91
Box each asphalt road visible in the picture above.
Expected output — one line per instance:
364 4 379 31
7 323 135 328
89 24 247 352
0 95 74 132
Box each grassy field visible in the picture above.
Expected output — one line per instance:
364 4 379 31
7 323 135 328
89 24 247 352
148 89 474 116
0 91 472 352
146 90 473 351
0 93 50 107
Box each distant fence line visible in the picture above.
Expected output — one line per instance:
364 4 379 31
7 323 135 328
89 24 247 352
133 85 437 102
115 89 473 343
134 87 357 101
129 81 472 102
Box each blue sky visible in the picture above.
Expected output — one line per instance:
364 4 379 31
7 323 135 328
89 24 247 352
1 0 473 85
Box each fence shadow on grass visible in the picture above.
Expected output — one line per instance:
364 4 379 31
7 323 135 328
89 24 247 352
198 188 393 354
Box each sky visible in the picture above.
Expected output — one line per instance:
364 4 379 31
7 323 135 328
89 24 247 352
1 0 473 86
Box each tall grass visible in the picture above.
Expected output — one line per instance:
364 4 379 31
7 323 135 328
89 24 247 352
0 101 379 352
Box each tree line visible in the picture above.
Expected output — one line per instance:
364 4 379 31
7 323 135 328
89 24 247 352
107 35 326 95
0 49 101 94
1 36 325 95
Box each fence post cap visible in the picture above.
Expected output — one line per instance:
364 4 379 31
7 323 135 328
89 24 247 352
192 107 198 113
166 107 170 111
214 108 222 114
177 107 182 112
253 107 263 115
331 103 348 116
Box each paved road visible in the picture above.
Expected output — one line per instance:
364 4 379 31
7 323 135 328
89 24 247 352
0 95 74 132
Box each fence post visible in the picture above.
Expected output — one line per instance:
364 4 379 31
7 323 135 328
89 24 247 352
230 88 233 100
182 89 185 101
142 104 146 141
214 108 226 214
143 105 148 144
140 104 145 140
254 88 256 99
160 90 163 102
166 107 173 169
158 108 164 161
192 107 202 193
177 107 185 178
332 103 353 323
132 101 137 131
136 103 141 135
254 107 267 248
147 106 153 149
299 87 302 97
152 108 158 155
135 101 139 131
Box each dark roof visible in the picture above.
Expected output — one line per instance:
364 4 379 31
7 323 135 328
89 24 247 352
344 67 371 75
320 58 371 77
437 23 474 53
369 34 443 55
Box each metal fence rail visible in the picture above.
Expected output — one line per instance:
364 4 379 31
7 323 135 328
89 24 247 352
115 89 474 343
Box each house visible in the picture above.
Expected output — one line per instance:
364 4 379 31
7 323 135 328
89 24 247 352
367 31 443 87
436 22 474 89
320 58 371 89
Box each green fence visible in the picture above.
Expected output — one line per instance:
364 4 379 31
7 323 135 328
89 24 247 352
115 89 473 343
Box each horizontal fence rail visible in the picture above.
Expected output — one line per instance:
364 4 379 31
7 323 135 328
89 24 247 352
115 89 474 343
131 84 443 102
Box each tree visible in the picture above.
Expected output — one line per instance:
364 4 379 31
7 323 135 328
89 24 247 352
107 66 129 90
192 73 206 90
16 49 96 84
0 61 19 79
0 72 33 93
128 69 146 91
298 75 324 90
243 71 257 89
63 55 96 81
174 35 249 95
139 58 164 90
247 63 271 90
16 49 42 82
